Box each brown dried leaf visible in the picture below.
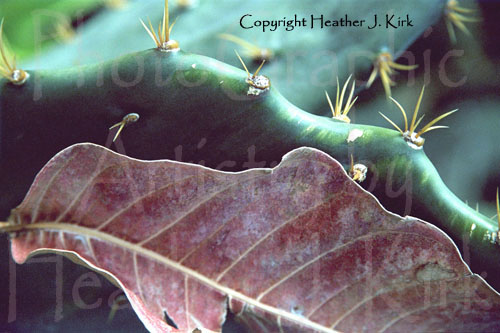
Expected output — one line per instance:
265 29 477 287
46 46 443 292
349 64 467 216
4 143 500 332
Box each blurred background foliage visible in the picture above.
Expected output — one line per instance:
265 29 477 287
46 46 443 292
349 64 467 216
0 0 499 332
0 0 104 59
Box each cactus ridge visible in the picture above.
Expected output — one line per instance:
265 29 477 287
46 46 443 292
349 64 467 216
1 47 498 282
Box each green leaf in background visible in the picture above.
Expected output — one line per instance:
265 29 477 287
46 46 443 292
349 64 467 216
0 0 107 60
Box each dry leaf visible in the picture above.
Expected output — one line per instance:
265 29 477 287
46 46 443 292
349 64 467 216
4 143 500 332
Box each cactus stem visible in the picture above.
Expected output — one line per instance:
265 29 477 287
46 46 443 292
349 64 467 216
109 113 140 142
2 47 499 280
140 0 179 52
0 18 29 85
445 0 479 44
366 51 418 99
379 86 457 149
219 33 274 62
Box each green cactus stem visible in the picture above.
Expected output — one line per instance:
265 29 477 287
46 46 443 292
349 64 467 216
1 48 498 288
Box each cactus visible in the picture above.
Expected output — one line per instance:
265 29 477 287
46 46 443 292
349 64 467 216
18 0 447 112
2 43 499 278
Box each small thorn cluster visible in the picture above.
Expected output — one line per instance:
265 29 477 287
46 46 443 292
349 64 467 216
445 0 479 44
0 19 29 85
379 86 457 149
109 113 140 142
349 155 367 183
325 75 358 124
366 51 418 99
235 50 270 94
140 0 179 52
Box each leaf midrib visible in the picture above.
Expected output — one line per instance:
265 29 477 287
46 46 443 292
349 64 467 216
13 222 340 333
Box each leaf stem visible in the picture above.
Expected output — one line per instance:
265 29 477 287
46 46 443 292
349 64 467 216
0 222 24 233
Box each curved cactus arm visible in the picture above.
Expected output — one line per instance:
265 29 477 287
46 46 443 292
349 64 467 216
1 48 499 287
23 0 447 113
